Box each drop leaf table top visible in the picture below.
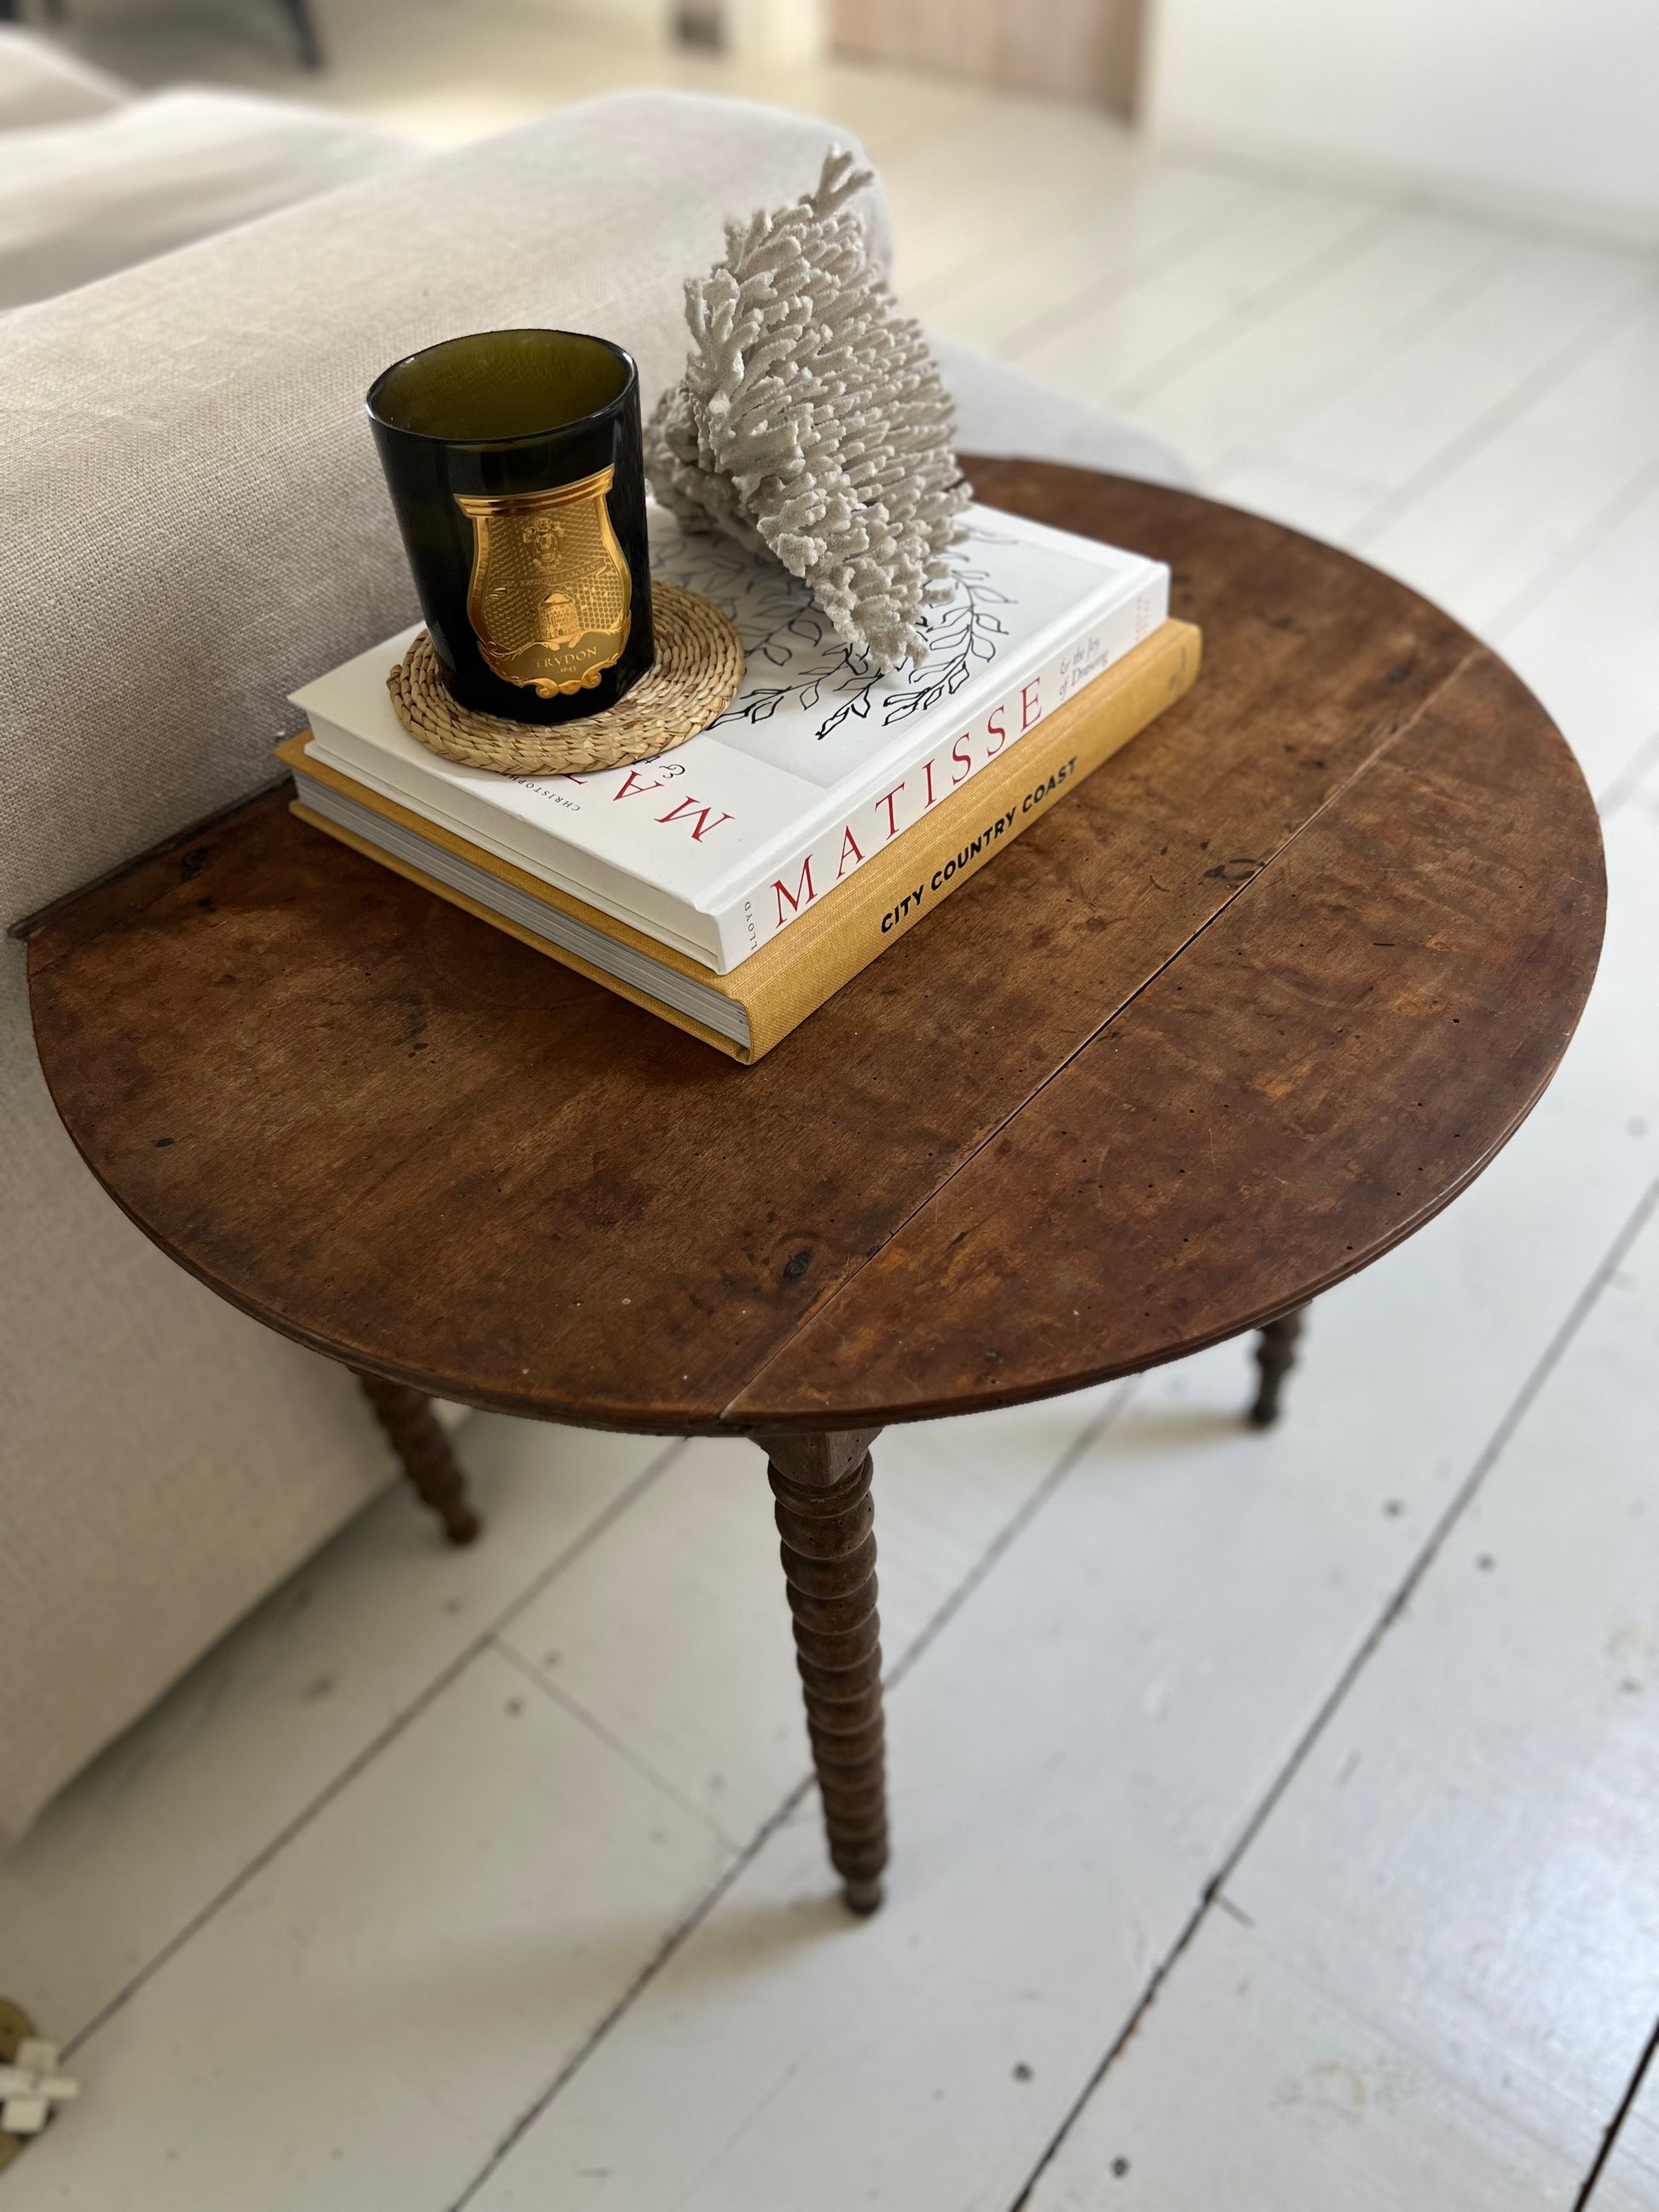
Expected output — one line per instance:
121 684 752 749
25 461 1605 1441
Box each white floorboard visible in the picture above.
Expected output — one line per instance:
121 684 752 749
1027 1903 1587 2212
0 1382 1125 2210
1111 208 1508 478
0 1420 672 2041
5 1645 733 2212
1015 180 1387 410
15 14 1659 2207
1357 292 1659 632
907 159 1246 352
1492 465 1659 799
1238 239 1643 502
1027 1191 1659 2212
494 1389 1124 1844
461 1344 1419 2212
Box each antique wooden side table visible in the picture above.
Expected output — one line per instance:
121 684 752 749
23 462 1604 1915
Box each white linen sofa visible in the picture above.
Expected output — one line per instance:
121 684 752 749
0 43 1185 1845
0 26 416 305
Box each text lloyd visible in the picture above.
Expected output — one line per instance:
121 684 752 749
878 756 1080 936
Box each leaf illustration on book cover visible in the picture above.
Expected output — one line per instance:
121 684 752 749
650 518 1022 743
881 572 1013 724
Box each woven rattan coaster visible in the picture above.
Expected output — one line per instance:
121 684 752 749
386 581 744 776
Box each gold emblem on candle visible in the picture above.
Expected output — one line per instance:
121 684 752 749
455 465 631 696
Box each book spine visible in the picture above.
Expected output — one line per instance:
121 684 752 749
738 617 1200 1059
715 572 1169 969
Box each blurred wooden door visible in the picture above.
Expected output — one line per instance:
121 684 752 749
831 0 1147 116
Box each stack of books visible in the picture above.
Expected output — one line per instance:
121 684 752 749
285 503 1200 1062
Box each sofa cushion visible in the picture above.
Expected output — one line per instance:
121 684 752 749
0 26 127 130
0 943 397 1851
0 87 417 311
0 90 887 930
933 333 1192 489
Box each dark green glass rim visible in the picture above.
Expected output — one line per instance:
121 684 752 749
364 326 638 449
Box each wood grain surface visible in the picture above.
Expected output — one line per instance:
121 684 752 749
25 463 1604 1435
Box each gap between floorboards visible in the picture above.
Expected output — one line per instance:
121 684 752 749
1006 1174 1659 2212
444 1380 1141 2212
60 1438 688 2059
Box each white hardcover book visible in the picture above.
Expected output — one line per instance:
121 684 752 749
292 501 1168 974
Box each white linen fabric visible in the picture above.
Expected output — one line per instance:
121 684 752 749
0 26 127 131
0 86 416 310
0 945 397 1847
933 333 1193 488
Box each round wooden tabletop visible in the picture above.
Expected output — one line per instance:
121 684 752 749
26 461 1604 1438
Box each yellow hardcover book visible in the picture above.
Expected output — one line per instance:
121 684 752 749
279 617 1200 1062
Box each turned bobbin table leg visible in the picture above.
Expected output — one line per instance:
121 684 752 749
757 1427 888 1915
1247 1306 1309 1429
356 1372 481 1545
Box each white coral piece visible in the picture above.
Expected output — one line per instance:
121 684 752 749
646 147 970 673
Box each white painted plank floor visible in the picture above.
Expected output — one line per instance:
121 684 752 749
9 13 1659 2208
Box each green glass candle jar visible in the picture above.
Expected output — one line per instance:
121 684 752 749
367 328 655 726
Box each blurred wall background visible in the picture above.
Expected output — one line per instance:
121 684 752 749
831 0 1145 118
1143 0 1659 236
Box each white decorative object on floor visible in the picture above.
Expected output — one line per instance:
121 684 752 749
0 2038 79 2135
646 148 970 672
